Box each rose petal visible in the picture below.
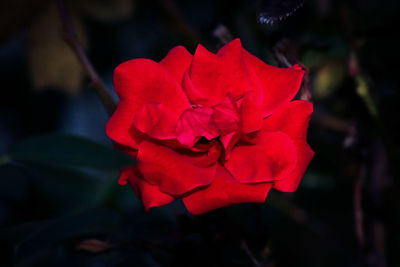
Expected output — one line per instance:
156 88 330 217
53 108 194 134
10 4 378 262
182 165 273 215
137 141 217 195
224 131 297 184
243 50 305 117
121 168 175 211
176 106 220 147
240 95 263 133
188 39 255 106
210 96 240 134
159 46 193 84
273 141 314 192
133 103 177 140
209 96 243 158
220 131 242 160
262 100 313 139
262 100 314 191
107 58 191 146
106 98 146 149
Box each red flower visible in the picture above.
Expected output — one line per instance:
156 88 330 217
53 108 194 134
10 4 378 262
106 39 314 215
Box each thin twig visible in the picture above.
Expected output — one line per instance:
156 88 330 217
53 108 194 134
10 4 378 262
158 0 201 45
55 0 117 116
213 24 234 46
354 163 365 250
240 240 261 267
273 38 312 101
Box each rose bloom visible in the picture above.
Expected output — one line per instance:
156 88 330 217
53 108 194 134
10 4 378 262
106 39 314 215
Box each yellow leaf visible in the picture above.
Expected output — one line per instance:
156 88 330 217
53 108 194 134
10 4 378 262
81 0 135 22
314 60 345 100
27 2 87 94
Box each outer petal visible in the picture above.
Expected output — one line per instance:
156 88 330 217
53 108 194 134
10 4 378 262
106 58 191 147
106 98 144 149
224 132 297 184
137 141 217 195
274 141 314 192
262 100 313 139
188 39 255 106
120 168 175 211
243 49 305 117
262 100 314 192
159 46 193 84
183 165 273 215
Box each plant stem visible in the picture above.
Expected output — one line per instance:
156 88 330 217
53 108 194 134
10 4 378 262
55 0 117 116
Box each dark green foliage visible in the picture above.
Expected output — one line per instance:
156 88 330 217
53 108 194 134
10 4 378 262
1 0 400 266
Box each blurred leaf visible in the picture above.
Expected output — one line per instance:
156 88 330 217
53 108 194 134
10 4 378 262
75 238 116 253
0 220 52 245
14 209 120 258
0 164 29 201
29 165 105 211
81 0 135 22
355 75 379 119
6 134 135 170
301 49 326 69
27 2 87 94
314 60 346 99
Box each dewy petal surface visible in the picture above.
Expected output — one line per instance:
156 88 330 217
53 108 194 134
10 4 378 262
262 100 314 191
182 165 273 215
106 58 191 146
224 132 297 184
243 49 305 117
137 141 216 195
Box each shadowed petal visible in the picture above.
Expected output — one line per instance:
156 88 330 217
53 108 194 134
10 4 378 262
176 107 219 147
183 165 273 215
120 168 175 211
138 141 217 195
262 100 314 191
224 131 297 184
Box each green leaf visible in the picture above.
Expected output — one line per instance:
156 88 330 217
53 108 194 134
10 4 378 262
13 209 121 259
6 134 135 171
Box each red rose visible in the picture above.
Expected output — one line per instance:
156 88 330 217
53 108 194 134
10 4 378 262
106 39 314 215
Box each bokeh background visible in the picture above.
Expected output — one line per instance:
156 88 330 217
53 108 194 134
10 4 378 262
1 0 399 266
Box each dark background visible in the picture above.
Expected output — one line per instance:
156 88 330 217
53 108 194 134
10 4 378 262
0 0 399 266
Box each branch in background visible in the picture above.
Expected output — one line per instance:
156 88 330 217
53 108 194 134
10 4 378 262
273 38 312 101
312 114 357 148
158 0 201 46
213 24 234 46
354 163 366 251
240 240 262 267
55 0 117 116
349 49 379 122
